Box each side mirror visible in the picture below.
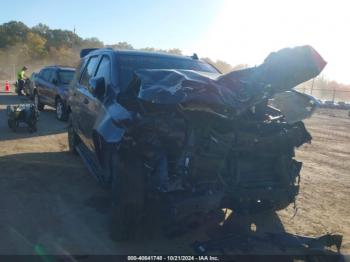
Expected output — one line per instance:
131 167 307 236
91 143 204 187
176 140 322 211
89 77 105 98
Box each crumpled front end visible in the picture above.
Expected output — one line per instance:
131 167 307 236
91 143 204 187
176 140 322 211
117 45 326 221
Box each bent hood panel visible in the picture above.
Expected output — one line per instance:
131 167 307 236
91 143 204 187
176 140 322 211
135 45 326 114
270 91 319 124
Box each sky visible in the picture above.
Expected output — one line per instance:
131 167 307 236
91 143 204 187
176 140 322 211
1 0 349 84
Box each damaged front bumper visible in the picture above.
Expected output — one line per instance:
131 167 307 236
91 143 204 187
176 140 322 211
116 45 326 222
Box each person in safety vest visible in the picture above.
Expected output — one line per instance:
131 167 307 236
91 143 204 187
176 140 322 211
17 66 28 95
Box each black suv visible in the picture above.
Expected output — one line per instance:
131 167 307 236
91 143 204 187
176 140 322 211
67 47 324 239
33 65 75 120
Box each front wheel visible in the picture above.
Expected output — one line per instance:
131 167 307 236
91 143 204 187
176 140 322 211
8 119 16 132
56 98 67 121
34 93 44 111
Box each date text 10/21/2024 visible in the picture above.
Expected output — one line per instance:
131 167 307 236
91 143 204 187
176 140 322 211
127 256 220 261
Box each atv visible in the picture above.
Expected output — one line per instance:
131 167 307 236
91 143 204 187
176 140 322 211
7 103 39 133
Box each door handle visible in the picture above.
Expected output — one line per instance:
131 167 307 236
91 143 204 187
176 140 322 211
83 98 89 104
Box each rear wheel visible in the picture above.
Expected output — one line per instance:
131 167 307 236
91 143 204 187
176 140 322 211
8 119 16 132
110 151 145 241
34 93 44 111
67 113 79 154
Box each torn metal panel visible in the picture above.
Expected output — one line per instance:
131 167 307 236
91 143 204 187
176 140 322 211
74 46 329 233
94 102 132 143
114 46 327 221
135 45 326 117
270 91 320 124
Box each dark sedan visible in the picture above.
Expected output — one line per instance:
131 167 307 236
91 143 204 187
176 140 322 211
33 65 75 121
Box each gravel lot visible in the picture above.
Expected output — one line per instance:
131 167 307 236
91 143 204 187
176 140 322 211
0 92 349 255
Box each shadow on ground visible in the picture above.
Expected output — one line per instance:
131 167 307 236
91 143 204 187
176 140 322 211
0 150 291 255
0 151 113 255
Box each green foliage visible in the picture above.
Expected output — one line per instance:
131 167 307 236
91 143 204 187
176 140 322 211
0 20 243 80
202 58 247 73
32 23 50 36
139 47 183 55
106 41 134 50
26 32 47 59
0 21 29 48
82 38 104 49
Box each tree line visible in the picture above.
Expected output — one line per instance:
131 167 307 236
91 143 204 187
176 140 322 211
0 20 349 100
0 21 240 79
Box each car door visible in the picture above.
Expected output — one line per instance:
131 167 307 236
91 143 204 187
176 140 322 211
83 55 112 152
42 69 54 104
46 69 59 106
36 69 50 103
75 55 100 148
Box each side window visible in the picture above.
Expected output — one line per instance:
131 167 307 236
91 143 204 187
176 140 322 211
48 70 57 83
95 56 111 85
39 69 45 79
40 69 48 81
80 56 99 87
43 70 52 82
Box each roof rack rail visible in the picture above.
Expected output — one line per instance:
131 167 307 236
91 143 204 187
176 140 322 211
46 65 74 68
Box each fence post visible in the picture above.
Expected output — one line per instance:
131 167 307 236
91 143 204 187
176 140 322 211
310 78 315 95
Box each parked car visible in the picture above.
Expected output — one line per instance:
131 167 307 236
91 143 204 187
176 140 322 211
323 100 335 109
32 66 75 121
337 101 346 109
67 46 324 240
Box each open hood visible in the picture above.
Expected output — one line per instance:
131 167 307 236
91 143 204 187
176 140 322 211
134 45 326 117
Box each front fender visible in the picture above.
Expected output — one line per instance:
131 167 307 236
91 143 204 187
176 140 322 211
94 102 132 144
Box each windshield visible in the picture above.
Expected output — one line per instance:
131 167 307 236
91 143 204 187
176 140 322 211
58 70 75 85
118 54 219 90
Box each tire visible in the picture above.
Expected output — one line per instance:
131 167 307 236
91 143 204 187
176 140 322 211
34 93 44 111
30 87 36 101
8 119 15 131
110 151 145 241
24 88 30 97
28 119 37 133
67 113 79 154
55 98 67 121
16 89 22 96
11 120 17 132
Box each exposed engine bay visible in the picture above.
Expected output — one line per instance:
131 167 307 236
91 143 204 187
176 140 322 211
116 45 326 223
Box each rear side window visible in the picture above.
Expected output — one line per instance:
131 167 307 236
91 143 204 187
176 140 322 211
48 70 57 83
40 69 51 81
80 56 99 87
95 56 111 85
58 70 75 85
46 70 53 82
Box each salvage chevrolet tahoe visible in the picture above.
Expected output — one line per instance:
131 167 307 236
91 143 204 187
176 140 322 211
67 47 326 240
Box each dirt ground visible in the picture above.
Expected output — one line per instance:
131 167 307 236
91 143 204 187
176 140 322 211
0 92 349 255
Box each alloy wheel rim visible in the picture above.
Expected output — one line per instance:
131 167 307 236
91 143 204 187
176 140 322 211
56 102 63 119
34 95 39 108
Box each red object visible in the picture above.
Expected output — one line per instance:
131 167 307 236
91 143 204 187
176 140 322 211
5 81 10 92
